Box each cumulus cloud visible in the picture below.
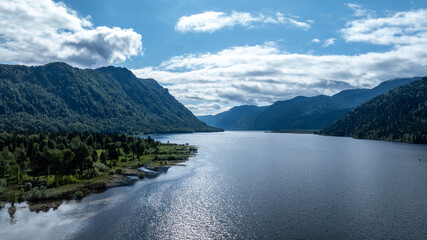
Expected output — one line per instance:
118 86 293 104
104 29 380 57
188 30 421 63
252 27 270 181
175 11 311 33
312 38 321 43
134 9 427 115
0 0 142 67
323 38 337 47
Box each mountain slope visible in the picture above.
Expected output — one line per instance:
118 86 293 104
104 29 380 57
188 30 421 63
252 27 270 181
198 77 420 131
253 77 420 131
0 62 219 133
322 77 427 143
198 105 267 130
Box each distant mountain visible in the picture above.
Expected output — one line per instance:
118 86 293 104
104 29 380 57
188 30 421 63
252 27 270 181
0 62 220 133
253 77 421 131
322 77 427 144
199 77 420 131
198 105 267 130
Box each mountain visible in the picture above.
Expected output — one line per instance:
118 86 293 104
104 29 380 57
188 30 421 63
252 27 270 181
0 62 220 133
322 77 427 144
253 77 421 131
198 105 267 130
199 77 420 131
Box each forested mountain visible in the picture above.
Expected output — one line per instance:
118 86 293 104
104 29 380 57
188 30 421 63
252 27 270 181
198 105 267 130
198 77 420 131
322 77 427 143
0 62 219 133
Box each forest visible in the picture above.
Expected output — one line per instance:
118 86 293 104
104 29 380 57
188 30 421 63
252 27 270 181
0 131 195 203
322 77 427 143
0 62 219 134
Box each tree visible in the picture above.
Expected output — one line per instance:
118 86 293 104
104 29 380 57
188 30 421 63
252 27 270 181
100 151 107 164
122 143 130 160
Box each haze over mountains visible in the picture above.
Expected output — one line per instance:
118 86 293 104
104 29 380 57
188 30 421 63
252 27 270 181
198 77 421 131
0 62 219 134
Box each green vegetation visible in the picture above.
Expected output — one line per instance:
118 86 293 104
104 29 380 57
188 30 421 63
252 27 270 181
0 131 197 203
0 62 220 134
199 77 420 131
322 77 427 143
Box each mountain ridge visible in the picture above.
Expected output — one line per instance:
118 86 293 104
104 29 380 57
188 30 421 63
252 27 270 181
198 77 421 131
322 77 427 143
0 62 221 134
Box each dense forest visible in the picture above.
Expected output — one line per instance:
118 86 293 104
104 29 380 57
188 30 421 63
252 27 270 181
322 77 427 143
0 131 198 203
199 77 420 131
0 131 156 192
0 62 220 134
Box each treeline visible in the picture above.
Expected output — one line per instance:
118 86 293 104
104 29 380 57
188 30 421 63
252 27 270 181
0 131 159 186
322 77 427 143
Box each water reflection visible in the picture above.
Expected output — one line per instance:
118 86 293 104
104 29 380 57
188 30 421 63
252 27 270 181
1 132 427 240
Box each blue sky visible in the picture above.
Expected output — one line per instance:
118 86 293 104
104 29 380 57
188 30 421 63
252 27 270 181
1 0 427 115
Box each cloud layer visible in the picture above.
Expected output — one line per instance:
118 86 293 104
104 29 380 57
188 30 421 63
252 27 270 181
175 11 311 33
135 8 427 115
0 0 142 67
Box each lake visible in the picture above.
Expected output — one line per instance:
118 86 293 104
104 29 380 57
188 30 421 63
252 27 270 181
1 132 427 239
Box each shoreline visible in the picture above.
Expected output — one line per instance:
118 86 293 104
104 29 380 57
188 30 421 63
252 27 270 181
0 143 196 213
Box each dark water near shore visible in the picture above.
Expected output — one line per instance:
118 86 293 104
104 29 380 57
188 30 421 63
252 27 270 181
1 132 427 239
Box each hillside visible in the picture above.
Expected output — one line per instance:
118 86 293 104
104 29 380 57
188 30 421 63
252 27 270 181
198 77 420 131
322 77 427 143
0 62 219 133
198 105 267 130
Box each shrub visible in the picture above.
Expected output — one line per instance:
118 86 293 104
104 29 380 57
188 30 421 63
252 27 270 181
29 187 42 201
115 168 123 175
47 175 56 188
24 182 32 191
108 170 115 175
138 172 145 179
74 190 83 199
93 162 109 172
9 193 17 205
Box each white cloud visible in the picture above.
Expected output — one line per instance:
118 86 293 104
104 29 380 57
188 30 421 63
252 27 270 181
133 43 427 114
0 0 143 68
323 38 337 47
312 38 321 43
347 3 372 17
175 11 311 33
186 103 228 115
342 9 427 45
135 8 427 115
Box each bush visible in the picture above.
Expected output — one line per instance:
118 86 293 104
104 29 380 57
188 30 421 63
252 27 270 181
9 193 17 205
115 168 123 175
138 172 145 179
28 187 42 201
74 190 83 199
24 182 32 191
108 170 115 175
58 175 78 185
93 162 109 172
46 175 56 188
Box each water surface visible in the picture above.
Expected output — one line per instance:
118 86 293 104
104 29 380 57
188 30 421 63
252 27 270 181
1 132 427 239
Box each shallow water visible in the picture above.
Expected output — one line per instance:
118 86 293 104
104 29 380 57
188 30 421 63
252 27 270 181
1 132 427 239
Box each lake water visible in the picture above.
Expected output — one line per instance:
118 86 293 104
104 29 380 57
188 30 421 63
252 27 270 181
1 132 427 239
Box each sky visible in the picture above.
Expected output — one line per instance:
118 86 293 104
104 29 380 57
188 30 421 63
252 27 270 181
1 0 427 115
